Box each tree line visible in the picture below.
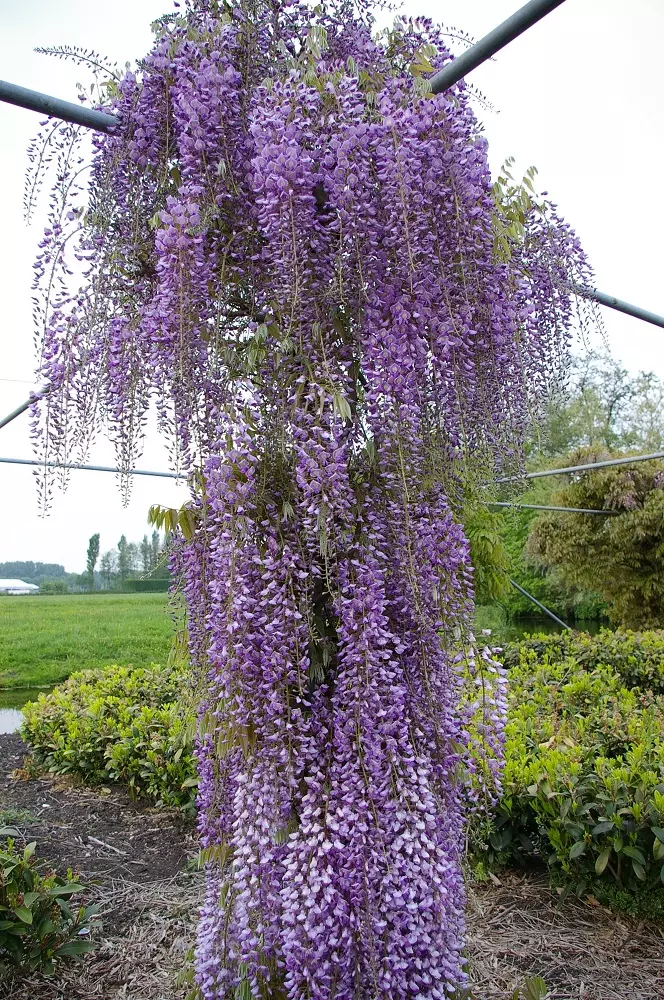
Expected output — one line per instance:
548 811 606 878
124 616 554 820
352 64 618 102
2 531 170 594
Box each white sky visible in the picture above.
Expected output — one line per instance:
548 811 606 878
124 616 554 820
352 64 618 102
0 0 662 571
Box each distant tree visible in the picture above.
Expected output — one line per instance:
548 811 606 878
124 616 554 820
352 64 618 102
528 350 664 460
140 534 151 573
621 372 664 452
117 535 132 582
528 450 664 627
40 579 68 595
99 550 117 590
85 533 100 591
0 562 66 585
127 542 139 573
150 530 160 570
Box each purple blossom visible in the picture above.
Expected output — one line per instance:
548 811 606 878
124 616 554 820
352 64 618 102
29 2 595 995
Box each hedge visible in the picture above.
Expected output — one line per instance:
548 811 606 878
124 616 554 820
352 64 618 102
22 664 197 813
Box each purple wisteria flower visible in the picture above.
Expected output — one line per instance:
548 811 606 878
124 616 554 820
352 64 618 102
29 2 596 996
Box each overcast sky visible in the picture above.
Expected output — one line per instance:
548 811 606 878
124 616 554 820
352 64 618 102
0 0 662 572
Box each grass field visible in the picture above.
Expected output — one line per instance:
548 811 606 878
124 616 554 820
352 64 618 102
0 593 175 689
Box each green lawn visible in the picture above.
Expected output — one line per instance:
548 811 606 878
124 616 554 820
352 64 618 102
0 593 175 689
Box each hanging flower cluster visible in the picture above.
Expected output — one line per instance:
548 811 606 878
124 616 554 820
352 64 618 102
30 2 594 996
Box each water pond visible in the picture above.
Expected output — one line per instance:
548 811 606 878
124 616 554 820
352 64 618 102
0 688 52 734
483 616 605 645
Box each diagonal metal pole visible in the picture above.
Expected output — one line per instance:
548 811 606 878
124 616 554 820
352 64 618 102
430 0 567 94
573 285 664 330
488 502 618 515
0 456 181 480
0 80 117 132
509 578 572 630
0 397 36 431
496 450 664 484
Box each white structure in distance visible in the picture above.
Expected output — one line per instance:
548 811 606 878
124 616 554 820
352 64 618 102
0 578 39 595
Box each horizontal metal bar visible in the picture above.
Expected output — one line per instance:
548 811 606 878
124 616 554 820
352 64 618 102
509 578 572 630
430 0 566 94
0 80 117 132
574 285 664 330
497 451 664 484
0 456 180 479
489 502 618 515
0 397 35 431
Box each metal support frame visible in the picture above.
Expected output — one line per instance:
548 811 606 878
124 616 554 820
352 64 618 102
0 456 181 480
1 2 664 470
0 397 35 431
430 0 566 93
488 501 617 515
497 450 664 484
573 285 664 330
0 80 117 132
509 578 572 630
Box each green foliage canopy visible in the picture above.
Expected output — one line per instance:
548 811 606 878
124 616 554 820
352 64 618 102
528 452 664 627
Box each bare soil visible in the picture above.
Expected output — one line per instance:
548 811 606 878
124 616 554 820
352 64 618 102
2 733 664 1000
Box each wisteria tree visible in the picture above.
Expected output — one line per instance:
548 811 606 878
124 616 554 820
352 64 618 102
29 1 594 996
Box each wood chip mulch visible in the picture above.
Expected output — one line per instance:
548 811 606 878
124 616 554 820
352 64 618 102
467 871 664 999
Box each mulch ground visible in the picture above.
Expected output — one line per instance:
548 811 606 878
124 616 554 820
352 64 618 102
2 733 664 999
467 873 664 999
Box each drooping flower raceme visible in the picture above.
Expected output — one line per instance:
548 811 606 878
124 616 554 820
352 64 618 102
30 2 593 996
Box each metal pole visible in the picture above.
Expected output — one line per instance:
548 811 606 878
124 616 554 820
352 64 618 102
430 0 567 94
509 578 572 630
0 456 181 479
496 450 664 484
0 80 117 132
574 285 664 330
488 501 618 515
0 397 35 431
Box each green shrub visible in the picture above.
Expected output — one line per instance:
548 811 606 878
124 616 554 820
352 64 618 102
0 838 96 977
39 580 68 595
22 663 197 813
500 628 664 693
476 636 664 906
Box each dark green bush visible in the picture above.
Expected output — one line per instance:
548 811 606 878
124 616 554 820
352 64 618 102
39 580 68 595
22 663 197 813
475 635 664 906
0 838 96 977
123 578 170 593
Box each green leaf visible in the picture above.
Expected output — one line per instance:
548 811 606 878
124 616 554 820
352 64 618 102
592 821 614 836
632 859 646 881
569 840 586 860
48 883 85 897
522 975 548 1000
622 845 646 865
54 940 96 957
595 847 611 875
651 826 664 844
332 389 352 423
14 906 34 925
